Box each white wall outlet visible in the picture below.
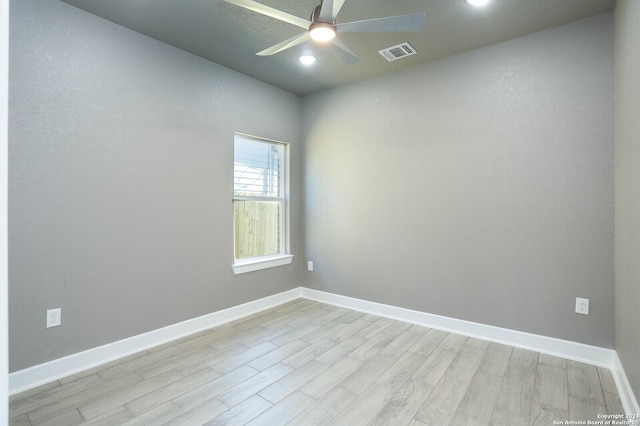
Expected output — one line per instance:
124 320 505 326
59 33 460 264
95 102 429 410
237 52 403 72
307 261 314 272
575 298 589 315
46 308 61 328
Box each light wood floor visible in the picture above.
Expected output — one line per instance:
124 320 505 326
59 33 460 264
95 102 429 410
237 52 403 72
10 299 623 425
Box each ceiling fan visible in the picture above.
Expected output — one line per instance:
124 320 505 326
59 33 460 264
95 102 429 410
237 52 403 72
222 0 426 64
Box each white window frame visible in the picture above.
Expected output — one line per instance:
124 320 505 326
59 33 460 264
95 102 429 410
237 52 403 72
232 133 293 274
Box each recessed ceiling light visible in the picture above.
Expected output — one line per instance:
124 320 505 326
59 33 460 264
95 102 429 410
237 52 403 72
465 0 490 6
298 55 317 65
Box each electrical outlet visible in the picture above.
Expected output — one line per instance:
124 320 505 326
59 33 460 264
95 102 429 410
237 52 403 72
46 308 61 328
307 261 314 272
575 298 589 315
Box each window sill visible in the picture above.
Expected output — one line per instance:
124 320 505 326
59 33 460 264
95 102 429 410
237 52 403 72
232 254 294 275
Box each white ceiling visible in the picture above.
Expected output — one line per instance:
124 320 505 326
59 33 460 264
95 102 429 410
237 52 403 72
61 0 616 95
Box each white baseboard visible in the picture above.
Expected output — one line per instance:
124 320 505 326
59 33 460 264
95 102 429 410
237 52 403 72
9 288 302 395
612 352 640 419
9 286 639 417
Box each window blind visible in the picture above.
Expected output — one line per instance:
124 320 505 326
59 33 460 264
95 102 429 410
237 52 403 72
234 137 282 198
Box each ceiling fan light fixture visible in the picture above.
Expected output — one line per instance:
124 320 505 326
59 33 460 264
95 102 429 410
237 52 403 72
309 22 336 42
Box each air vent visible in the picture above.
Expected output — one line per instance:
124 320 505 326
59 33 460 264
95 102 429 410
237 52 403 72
378 42 417 62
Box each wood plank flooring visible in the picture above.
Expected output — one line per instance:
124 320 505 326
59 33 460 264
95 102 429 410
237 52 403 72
9 299 624 425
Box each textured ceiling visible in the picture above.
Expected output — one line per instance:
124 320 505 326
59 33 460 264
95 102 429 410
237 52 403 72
61 0 616 95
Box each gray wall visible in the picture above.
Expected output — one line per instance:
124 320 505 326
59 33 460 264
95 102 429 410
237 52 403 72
1 0 9 418
9 0 302 371
614 0 640 401
302 14 614 348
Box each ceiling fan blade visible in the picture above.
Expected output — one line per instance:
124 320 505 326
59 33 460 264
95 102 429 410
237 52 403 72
329 38 360 65
223 0 311 30
336 12 426 33
257 32 311 56
319 0 347 22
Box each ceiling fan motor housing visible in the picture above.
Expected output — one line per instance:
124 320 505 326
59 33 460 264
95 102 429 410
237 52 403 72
311 4 324 23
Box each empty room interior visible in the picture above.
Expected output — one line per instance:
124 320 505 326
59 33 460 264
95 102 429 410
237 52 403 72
4 0 640 424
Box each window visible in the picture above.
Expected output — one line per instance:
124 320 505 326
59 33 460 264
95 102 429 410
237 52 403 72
232 133 293 274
